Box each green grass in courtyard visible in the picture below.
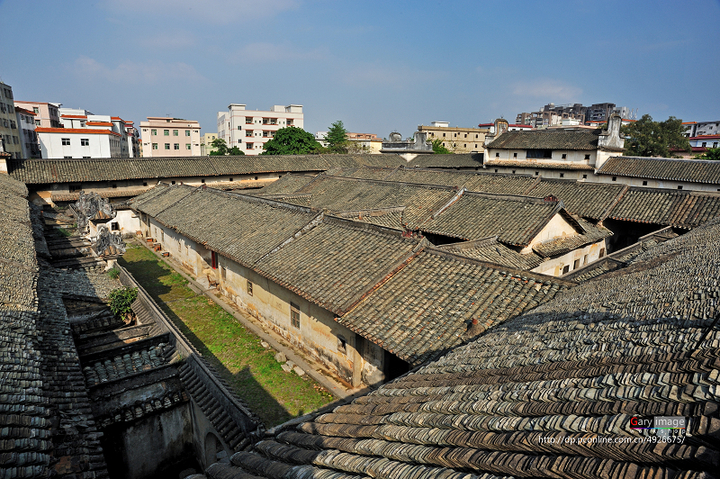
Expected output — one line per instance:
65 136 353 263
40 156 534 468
119 243 334 427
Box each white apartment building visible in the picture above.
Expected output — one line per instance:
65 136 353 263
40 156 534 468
139 117 202 157
0 82 22 159
217 103 303 155
15 107 40 158
37 109 130 159
14 101 62 128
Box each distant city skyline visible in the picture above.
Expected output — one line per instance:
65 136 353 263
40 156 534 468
1 0 718 142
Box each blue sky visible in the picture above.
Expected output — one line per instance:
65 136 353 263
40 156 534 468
1 0 718 138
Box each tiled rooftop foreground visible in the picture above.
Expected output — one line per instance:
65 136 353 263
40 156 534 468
207 215 720 478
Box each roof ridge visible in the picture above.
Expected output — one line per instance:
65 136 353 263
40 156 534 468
423 246 576 286
252 212 326 265
317 174 459 192
321 214 419 240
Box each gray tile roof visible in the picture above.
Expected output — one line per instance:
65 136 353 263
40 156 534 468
598 156 720 185
251 173 318 196
563 227 679 282
523 178 627 220
7 155 407 184
485 129 603 151
339 248 570 365
254 217 421 315
293 176 458 230
222 213 720 479
406 153 484 169
437 236 545 270
0 175 51 478
607 187 720 229
131 185 320 267
419 191 564 246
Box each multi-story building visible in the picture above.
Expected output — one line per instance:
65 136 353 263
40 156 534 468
124 120 140 158
14 101 62 127
217 103 304 155
14 107 40 158
139 117 202 157
417 121 491 153
0 82 22 159
516 102 632 128
683 120 720 138
36 109 130 159
201 132 218 155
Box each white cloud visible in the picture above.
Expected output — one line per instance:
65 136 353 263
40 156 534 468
101 0 300 24
232 43 328 63
512 79 583 102
69 56 208 86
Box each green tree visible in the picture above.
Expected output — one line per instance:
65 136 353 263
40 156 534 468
431 139 452 154
696 148 720 161
324 120 349 153
621 114 691 158
108 286 138 322
209 138 228 156
228 146 244 155
262 126 322 155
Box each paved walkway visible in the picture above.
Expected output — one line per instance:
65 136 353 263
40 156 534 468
133 238 368 401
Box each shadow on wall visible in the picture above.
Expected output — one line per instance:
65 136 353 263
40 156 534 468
117 255 296 426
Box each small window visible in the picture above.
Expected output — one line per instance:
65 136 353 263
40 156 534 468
573 259 580 270
62 138 70 146
152 143 158 150
111 222 119 231
612 176 617 182
584 154 591 160
512 170 516 174
186 144 191 150
642 181 648 186
81 138 89 146
201 179 205 183
582 174 587 179
247 280 253 296
151 129 157 135
599 248 606 258
535 171 539 176
495 152 499 157
164 129 169 136
165 143 170 149
677 185 683 190
254 176 258 180
171 180 176 185
173 130 179 136
337 335 347 354
221 266 226 280
174 143 180 150
583 254 588 265
143 182 148 187
290 302 300 329
560 173 564 178
513 152 517 158
562 265 570 274
561 154 567 159
185 130 191 136
211 251 218 269
494 169 498 173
